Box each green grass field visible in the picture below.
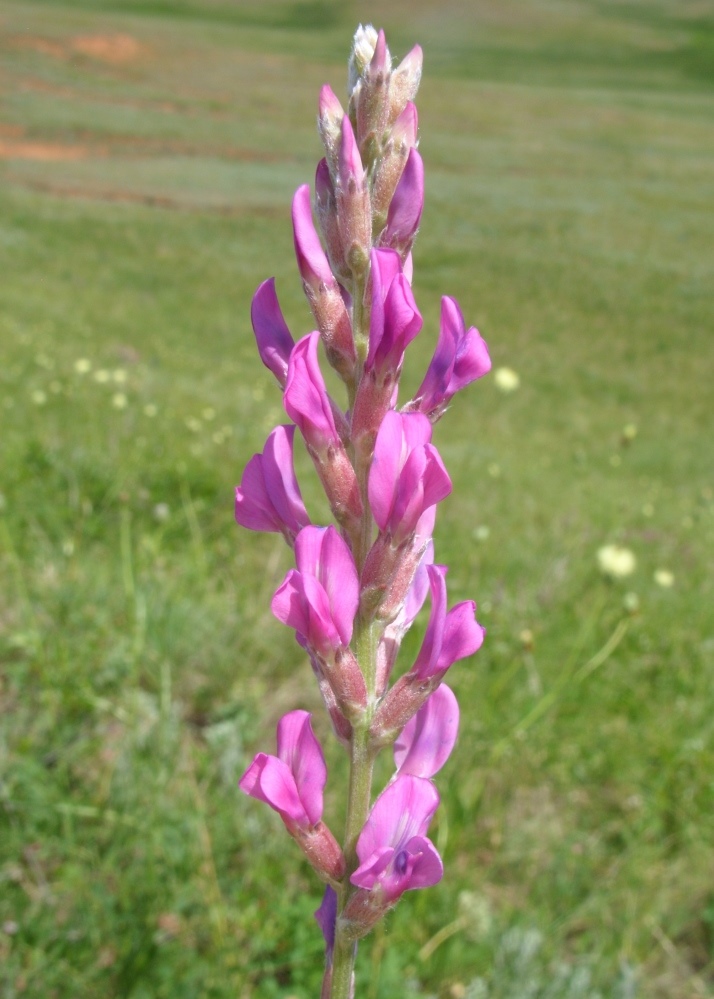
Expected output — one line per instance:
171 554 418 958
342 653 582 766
1 1 713 996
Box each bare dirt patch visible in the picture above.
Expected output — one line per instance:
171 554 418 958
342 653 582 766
0 139 88 162
70 34 145 65
11 33 146 65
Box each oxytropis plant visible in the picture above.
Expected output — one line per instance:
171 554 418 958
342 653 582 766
236 25 491 998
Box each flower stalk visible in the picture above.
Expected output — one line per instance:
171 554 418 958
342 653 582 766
236 24 492 996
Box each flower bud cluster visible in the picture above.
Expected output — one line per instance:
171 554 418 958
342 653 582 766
236 24 492 989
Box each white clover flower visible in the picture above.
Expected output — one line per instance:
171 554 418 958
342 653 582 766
94 369 110 383
143 403 158 417
74 358 91 374
202 406 216 421
112 392 128 409
494 367 520 392
597 544 636 579
31 389 47 405
654 569 674 588
112 368 127 384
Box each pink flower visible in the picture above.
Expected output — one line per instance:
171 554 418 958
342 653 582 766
368 410 451 545
351 251 423 449
380 147 424 258
292 184 334 291
291 187 355 374
250 278 295 388
411 565 484 681
271 526 359 655
411 296 491 417
239 710 345 881
314 885 337 965
394 684 459 778
350 775 443 902
234 424 309 543
367 248 422 375
284 333 341 451
239 710 326 829
283 333 362 530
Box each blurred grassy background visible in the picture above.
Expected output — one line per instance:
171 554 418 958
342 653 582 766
1 1 713 996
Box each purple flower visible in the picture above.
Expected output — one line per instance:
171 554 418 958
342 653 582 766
315 885 337 964
284 333 362 529
411 296 491 416
292 188 355 374
284 332 341 451
393 684 459 778
292 184 334 291
250 278 295 388
368 410 451 545
367 248 422 376
239 710 326 829
351 775 443 902
271 525 359 656
411 564 484 681
234 424 310 543
381 148 424 258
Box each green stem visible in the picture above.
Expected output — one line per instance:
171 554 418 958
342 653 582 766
328 228 380 999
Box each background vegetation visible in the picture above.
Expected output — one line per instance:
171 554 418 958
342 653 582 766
1 0 713 996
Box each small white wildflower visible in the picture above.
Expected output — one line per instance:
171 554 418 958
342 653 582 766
153 503 170 522
112 392 128 409
31 389 47 405
185 417 202 433
473 525 490 541
94 369 110 383
654 569 674 588
143 403 158 417
112 369 127 384
597 544 636 579
493 367 520 392
74 358 91 374
622 423 638 441
202 406 216 421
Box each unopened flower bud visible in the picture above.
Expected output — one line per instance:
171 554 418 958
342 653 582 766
315 159 349 283
387 44 423 124
336 117 372 280
371 102 418 232
348 23 379 95
356 29 392 150
318 84 345 177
